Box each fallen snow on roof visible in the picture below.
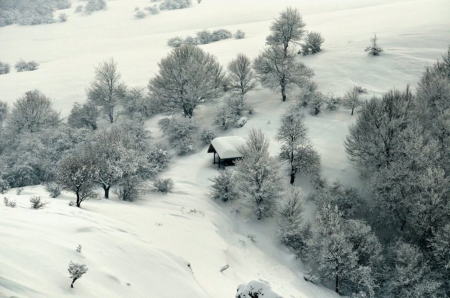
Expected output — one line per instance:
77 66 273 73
211 136 246 159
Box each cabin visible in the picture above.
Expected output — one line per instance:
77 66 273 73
207 136 246 168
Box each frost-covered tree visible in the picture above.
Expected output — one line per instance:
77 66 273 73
342 86 363 115
344 87 413 176
0 100 8 125
120 87 150 120
308 181 361 219
276 109 308 184
88 124 157 198
68 261 88 288
382 242 443 298
159 116 200 154
253 46 314 101
266 7 306 57
209 169 238 202
87 58 126 123
307 205 380 297
67 101 99 130
278 186 312 254
57 149 97 208
6 90 60 134
148 45 224 118
283 142 320 185
234 129 283 219
365 34 383 56
227 54 256 96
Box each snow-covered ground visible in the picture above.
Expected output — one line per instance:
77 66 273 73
1 0 449 297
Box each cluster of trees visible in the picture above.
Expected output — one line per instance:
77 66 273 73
159 0 192 10
268 48 450 297
167 29 244 47
0 88 170 207
0 0 70 27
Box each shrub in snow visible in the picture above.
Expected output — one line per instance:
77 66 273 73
235 116 247 128
200 128 216 145
45 182 61 198
210 169 238 202
210 29 232 42
59 13 68 22
183 36 198 45
147 143 171 172
0 100 8 125
308 93 325 115
115 176 142 202
214 95 250 130
324 93 341 110
30 195 48 209
365 34 383 56
15 59 39 72
234 30 245 39
4 197 16 208
135 10 146 19
145 5 159 15
167 36 183 47
68 261 88 288
159 116 200 155
69 201 75 206
76 245 82 253
16 187 23 195
0 179 10 194
236 280 282 298
85 0 107 13
301 32 324 55
75 5 83 13
153 178 174 193
0 61 11 75
196 30 212 44
160 0 192 10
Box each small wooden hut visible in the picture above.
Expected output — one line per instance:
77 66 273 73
207 136 246 168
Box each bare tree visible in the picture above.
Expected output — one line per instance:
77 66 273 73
227 53 256 96
148 45 224 118
342 86 363 115
87 58 126 123
266 7 306 57
7 90 60 134
253 46 313 101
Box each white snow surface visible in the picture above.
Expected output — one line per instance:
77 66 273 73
210 136 246 159
1 0 449 297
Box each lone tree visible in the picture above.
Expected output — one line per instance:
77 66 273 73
7 90 60 134
266 7 306 57
68 261 88 288
148 45 224 118
227 53 256 96
235 129 283 219
254 46 313 101
365 34 383 56
87 58 126 123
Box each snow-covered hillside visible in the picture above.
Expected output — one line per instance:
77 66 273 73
1 0 449 297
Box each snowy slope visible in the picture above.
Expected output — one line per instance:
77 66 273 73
1 0 450 297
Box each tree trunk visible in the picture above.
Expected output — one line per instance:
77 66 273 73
76 191 81 208
351 107 354 115
103 185 110 199
281 83 287 102
290 172 296 185
335 269 339 294
71 278 77 288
